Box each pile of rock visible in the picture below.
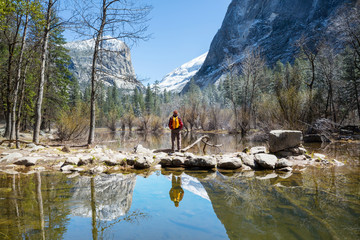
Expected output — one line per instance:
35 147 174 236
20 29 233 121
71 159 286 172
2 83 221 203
0 130 341 176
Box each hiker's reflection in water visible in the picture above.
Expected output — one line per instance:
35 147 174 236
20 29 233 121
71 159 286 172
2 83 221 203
169 175 184 207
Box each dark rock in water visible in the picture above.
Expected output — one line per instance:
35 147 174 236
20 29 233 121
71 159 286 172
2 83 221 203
14 157 42 166
269 130 302 153
303 134 323 142
184 0 353 91
250 146 267 155
275 151 293 158
134 156 154 169
275 158 293 168
171 157 185 167
159 156 173 167
277 167 293 172
78 156 93 166
217 156 242 169
254 153 277 169
184 156 216 169
61 145 71 153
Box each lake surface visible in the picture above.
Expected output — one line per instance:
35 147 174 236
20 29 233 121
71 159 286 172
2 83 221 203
0 132 359 239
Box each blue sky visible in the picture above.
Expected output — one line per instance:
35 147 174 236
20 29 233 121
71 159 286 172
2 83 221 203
62 0 231 85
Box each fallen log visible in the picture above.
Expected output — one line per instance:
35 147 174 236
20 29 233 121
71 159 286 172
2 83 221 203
180 135 209 152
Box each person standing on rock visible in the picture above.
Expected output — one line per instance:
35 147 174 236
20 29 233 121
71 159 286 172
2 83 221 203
168 110 183 152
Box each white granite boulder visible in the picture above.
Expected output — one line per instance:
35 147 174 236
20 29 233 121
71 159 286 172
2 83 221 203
254 153 278 169
217 156 242 169
269 130 302 153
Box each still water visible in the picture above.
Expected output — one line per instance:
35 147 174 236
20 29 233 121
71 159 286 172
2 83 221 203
0 132 359 239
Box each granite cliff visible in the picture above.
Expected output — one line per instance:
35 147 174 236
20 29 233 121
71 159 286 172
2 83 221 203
184 0 355 91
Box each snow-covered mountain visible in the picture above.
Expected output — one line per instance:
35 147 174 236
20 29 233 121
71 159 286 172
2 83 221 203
158 52 207 93
64 37 143 90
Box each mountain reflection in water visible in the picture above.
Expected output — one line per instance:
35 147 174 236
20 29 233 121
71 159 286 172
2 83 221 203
0 166 359 239
71 174 136 221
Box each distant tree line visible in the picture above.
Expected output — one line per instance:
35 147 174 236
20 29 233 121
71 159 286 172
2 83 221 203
0 2 359 144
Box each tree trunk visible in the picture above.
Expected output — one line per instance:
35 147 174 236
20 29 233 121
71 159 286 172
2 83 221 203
91 177 98 240
4 44 14 139
33 0 52 144
16 65 28 148
88 1 107 145
35 172 45 240
11 11 29 140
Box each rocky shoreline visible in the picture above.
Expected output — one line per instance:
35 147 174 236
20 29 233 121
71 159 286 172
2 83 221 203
0 130 344 177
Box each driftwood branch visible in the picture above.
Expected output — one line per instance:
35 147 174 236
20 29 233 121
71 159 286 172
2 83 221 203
180 135 209 152
202 138 222 153
153 135 222 154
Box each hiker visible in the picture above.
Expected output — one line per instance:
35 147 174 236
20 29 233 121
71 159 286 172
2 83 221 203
168 110 183 152
169 175 184 207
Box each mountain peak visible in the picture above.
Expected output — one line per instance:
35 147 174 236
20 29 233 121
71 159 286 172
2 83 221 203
65 37 143 90
157 52 208 93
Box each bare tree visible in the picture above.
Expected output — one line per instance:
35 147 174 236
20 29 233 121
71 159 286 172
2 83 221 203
330 4 360 119
71 0 151 145
296 36 320 123
33 0 57 144
238 48 265 136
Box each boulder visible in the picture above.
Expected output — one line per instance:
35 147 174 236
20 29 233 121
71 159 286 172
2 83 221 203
134 156 154 169
184 152 196 159
63 157 80 166
14 157 42 166
184 156 216 169
26 143 37 148
78 156 93 166
238 152 258 169
99 155 111 164
134 144 153 154
269 130 302 153
289 155 307 161
275 158 293 168
275 150 293 158
90 165 106 174
241 165 252 171
250 146 267 155
171 157 185 167
1 152 23 162
126 155 136 166
28 145 45 152
108 154 127 165
159 156 173 167
61 165 74 172
73 167 85 172
277 167 293 172
217 156 242 169
61 145 71 153
254 153 278 169
287 147 306 156
313 153 326 160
